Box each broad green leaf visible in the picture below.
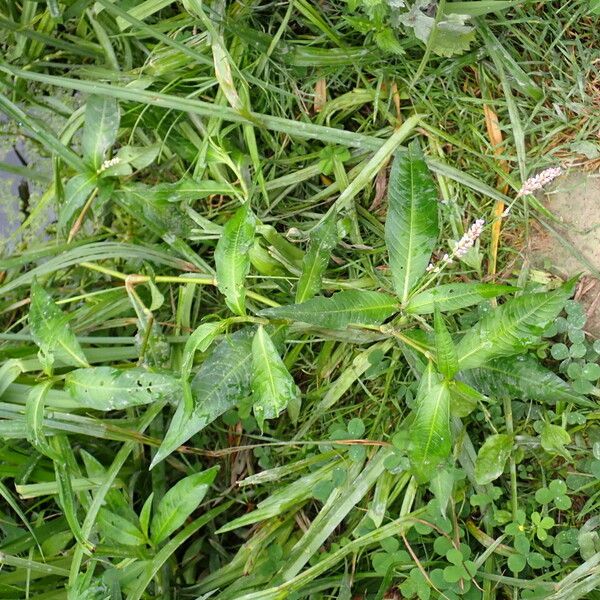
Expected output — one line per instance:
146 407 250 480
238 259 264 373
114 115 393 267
65 367 181 410
408 363 452 482
152 328 254 467
474 434 514 485
429 15 477 57
401 6 475 57
385 143 439 302
448 380 485 417
251 326 300 430
215 204 257 315
429 467 456 517
82 95 120 171
116 143 160 169
150 466 218 545
460 354 594 408
29 280 89 372
97 508 145 546
540 424 571 459
295 213 339 303
180 322 223 409
405 283 516 314
434 307 458 379
259 290 398 330
456 282 574 370
58 173 97 234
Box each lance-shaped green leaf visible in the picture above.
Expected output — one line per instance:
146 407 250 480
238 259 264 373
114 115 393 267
405 282 517 314
459 354 594 408
25 382 58 460
151 466 218 545
434 307 458 379
29 279 89 372
215 204 257 315
408 363 452 482
251 326 300 430
65 367 181 410
259 290 398 330
456 282 574 371
385 143 439 302
295 213 339 303
180 322 224 409
82 95 120 171
151 328 254 467
475 434 514 485
58 172 97 234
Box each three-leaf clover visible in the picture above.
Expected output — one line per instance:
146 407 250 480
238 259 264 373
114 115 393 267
531 511 554 541
329 418 367 462
535 480 572 510
399 567 431 600
506 534 547 573
371 538 410 575
442 546 477 584
318 145 351 176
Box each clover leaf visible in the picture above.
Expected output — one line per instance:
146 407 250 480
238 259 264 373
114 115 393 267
535 480 572 510
531 511 554 541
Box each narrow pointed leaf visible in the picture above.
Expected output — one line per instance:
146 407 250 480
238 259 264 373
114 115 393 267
456 282 574 370
25 382 58 459
215 204 257 315
29 280 89 371
475 434 514 485
460 354 593 408
408 363 452 482
58 172 97 234
152 328 254 467
434 307 458 379
405 282 517 314
295 213 339 303
385 143 439 302
259 290 398 330
150 466 218 545
65 367 181 410
82 95 120 171
251 326 300 430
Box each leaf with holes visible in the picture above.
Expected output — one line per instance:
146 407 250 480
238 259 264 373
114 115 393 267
65 367 181 410
260 290 398 330
408 363 452 482
151 328 254 467
252 326 300 430
385 143 439 302
456 281 574 370
215 204 257 315
29 280 89 372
